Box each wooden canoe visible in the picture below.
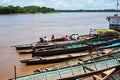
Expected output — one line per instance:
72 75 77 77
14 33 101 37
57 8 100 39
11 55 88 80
13 35 93 50
17 36 120 54
20 48 110 65
20 52 91 65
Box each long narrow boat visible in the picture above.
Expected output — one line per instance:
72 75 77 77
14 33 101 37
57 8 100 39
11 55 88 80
17 36 120 54
13 35 93 50
9 50 120 80
17 39 84 54
20 47 111 65
20 52 92 65
31 37 120 57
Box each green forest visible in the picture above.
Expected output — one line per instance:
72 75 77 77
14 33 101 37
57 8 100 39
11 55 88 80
0 5 120 14
0 5 56 14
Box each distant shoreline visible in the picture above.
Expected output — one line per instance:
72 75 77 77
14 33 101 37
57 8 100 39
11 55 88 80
0 5 120 15
56 9 120 12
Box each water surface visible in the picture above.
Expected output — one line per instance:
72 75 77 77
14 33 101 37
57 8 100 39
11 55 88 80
0 12 115 80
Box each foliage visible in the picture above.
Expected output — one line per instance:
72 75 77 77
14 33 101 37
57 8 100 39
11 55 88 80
0 5 119 14
0 5 56 14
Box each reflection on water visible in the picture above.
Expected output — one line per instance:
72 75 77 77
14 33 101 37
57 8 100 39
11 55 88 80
0 12 115 80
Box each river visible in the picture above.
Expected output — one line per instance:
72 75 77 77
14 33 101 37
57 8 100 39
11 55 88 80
0 12 115 80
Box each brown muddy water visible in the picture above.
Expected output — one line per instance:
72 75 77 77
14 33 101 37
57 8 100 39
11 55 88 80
0 12 114 80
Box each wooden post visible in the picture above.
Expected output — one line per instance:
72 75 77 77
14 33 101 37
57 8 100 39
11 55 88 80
14 66 16 80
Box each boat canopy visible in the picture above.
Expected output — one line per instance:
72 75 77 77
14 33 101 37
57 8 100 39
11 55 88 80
95 29 120 37
95 29 116 33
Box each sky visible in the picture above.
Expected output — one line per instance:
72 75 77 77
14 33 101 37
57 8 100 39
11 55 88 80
0 0 118 10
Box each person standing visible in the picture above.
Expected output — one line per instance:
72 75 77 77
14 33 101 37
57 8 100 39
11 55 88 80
31 44 36 57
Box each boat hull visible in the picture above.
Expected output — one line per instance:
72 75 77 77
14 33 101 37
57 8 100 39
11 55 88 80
20 55 80 65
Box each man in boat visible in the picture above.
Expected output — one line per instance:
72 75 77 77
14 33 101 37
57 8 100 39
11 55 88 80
39 37 44 43
74 34 79 40
44 36 49 42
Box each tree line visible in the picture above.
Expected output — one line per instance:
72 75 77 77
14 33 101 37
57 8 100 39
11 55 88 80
0 5 56 14
0 5 120 14
57 9 120 12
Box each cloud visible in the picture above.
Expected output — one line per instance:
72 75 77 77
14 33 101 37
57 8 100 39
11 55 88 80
0 0 117 10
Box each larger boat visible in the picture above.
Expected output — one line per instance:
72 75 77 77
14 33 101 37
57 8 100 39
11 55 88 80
13 35 93 50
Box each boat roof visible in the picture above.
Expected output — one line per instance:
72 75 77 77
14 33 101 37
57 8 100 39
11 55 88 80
95 29 118 33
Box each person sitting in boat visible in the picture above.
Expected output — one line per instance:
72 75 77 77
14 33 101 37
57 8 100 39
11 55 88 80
39 37 44 43
76 34 79 39
71 34 75 40
70 34 79 40
74 34 79 40
44 36 49 42
51 34 55 41
65 35 69 40
32 44 36 51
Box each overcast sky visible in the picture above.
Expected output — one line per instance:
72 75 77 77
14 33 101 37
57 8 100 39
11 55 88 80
0 0 118 10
